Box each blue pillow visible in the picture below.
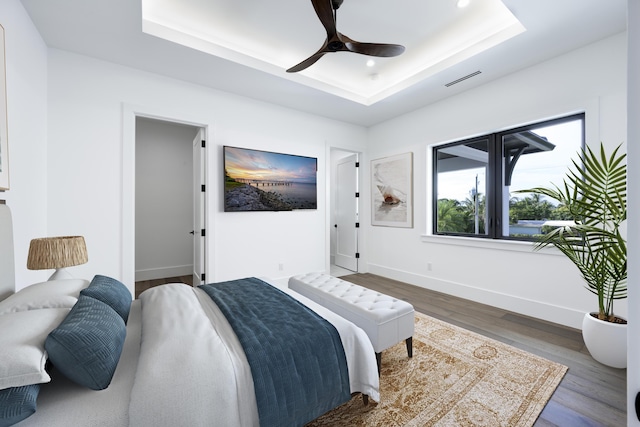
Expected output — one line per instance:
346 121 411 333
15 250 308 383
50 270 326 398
0 384 40 427
80 275 132 323
45 295 126 390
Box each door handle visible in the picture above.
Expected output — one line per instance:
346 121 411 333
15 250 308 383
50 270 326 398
189 230 195 235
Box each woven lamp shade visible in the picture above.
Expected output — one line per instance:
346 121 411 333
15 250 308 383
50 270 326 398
27 236 88 270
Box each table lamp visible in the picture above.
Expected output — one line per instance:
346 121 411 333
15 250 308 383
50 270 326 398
27 236 88 280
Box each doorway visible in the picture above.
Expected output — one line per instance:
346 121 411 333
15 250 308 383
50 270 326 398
330 149 360 277
134 117 204 295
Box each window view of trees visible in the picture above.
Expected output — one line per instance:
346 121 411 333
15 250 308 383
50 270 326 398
433 114 584 240
437 195 486 234
438 194 573 238
509 194 572 224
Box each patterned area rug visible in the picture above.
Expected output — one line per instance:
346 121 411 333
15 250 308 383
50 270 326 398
308 312 568 427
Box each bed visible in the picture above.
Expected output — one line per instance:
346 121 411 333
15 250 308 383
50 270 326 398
0 203 379 426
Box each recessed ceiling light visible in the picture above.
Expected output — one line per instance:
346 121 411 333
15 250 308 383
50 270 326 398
457 0 470 8
366 59 376 67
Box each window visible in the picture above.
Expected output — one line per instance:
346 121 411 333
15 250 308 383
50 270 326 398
433 114 585 240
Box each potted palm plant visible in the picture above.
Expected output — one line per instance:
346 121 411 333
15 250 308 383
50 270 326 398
517 142 627 368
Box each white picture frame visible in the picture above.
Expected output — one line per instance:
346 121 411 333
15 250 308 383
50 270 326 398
371 152 413 228
0 24 9 191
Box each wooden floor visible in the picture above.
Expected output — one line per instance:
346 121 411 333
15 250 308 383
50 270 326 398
339 273 626 427
134 275 192 298
135 272 626 426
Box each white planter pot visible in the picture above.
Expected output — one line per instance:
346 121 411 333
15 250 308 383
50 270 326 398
581 312 627 369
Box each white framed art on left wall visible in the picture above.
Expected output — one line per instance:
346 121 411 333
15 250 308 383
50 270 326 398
0 23 8 191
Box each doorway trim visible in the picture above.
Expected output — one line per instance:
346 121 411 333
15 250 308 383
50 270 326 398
122 103 211 287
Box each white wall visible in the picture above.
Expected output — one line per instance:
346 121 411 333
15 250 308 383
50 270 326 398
0 0 49 290
365 33 628 329
135 117 198 281
44 49 367 295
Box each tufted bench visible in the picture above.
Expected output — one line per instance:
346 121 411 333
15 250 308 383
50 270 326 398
289 272 414 373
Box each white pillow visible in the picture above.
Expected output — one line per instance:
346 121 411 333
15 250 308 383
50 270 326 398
0 308 70 389
0 279 89 315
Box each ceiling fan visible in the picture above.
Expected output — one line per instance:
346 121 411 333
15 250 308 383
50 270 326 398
286 0 405 73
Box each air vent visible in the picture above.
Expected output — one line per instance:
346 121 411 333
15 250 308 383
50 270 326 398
445 71 482 87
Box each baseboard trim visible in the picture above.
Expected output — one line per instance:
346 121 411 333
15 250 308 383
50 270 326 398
367 263 585 329
135 265 192 282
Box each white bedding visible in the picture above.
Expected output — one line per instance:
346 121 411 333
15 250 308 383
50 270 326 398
18 281 379 426
129 284 259 427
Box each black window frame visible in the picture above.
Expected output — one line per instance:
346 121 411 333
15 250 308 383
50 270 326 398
432 113 585 241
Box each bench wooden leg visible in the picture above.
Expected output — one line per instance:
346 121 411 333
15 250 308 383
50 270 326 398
377 339 412 375
352 392 370 406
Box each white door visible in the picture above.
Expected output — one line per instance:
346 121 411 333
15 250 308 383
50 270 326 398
335 153 359 271
192 129 206 285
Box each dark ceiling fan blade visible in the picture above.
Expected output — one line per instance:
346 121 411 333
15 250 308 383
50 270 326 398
342 35 405 57
345 41 405 57
311 0 338 39
287 0 339 73
286 51 327 73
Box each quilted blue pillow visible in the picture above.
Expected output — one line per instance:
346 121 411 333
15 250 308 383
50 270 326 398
0 384 40 427
45 295 126 390
80 275 132 323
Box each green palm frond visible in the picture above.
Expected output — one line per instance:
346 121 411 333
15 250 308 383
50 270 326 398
516 143 627 321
